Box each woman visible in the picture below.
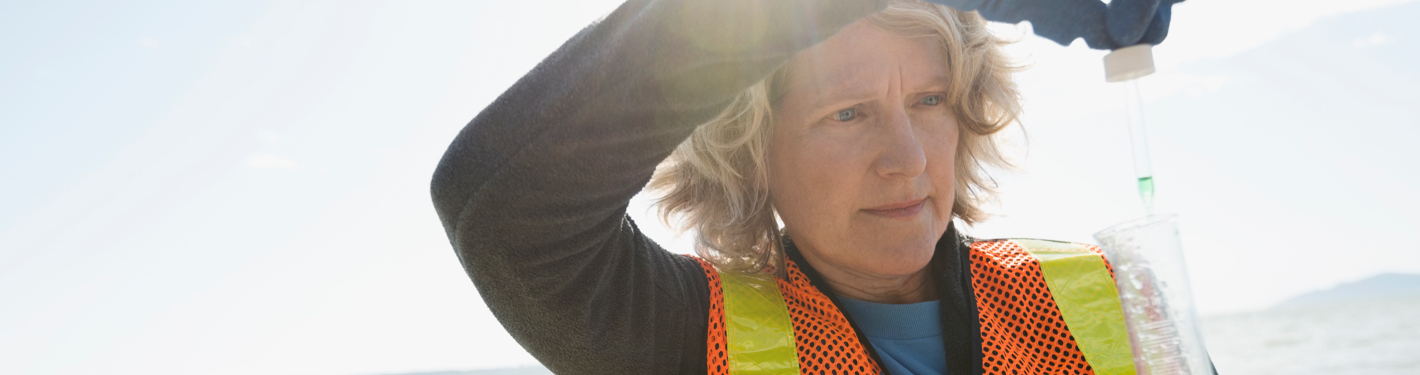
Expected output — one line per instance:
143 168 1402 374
432 0 1140 374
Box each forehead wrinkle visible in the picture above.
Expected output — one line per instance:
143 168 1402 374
780 24 947 110
910 75 952 92
786 61 883 108
789 65 946 110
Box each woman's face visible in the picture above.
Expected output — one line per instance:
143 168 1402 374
769 20 957 281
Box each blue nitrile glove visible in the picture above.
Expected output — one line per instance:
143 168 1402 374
927 0 1182 50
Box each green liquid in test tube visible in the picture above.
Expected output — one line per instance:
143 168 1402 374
1137 176 1154 214
1123 77 1154 216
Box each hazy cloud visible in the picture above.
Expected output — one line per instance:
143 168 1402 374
1353 31 1397 48
258 131 286 145
246 154 299 170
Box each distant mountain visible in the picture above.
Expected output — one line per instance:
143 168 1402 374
376 366 552 375
1272 273 1420 310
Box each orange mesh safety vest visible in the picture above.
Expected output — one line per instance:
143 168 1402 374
695 239 1136 375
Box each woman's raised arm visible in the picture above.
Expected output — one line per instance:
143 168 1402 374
429 0 885 373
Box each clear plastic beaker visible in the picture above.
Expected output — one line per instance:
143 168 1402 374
1094 215 1216 375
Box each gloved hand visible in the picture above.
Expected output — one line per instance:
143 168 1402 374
926 0 1183 50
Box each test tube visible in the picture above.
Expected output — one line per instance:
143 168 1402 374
1105 44 1158 216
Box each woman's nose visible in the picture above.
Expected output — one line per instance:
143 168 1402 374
872 107 928 179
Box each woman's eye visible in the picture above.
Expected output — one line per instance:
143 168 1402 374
833 108 857 121
920 95 942 106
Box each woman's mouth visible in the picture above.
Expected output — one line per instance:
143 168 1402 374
863 198 927 218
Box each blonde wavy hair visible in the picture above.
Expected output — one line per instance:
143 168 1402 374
650 0 1022 274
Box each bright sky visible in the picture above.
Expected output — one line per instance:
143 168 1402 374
1 0 1416 374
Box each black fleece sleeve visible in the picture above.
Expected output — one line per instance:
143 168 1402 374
429 0 888 374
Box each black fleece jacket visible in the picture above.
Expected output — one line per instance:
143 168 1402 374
429 1 981 373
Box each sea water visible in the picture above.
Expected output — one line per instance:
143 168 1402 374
1201 295 1420 375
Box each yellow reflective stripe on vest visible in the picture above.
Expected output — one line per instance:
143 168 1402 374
1014 239 1137 375
719 272 801 375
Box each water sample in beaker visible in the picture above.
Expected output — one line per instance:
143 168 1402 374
1094 215 1216 375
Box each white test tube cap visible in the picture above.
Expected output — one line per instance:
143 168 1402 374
1103 44 1156 82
